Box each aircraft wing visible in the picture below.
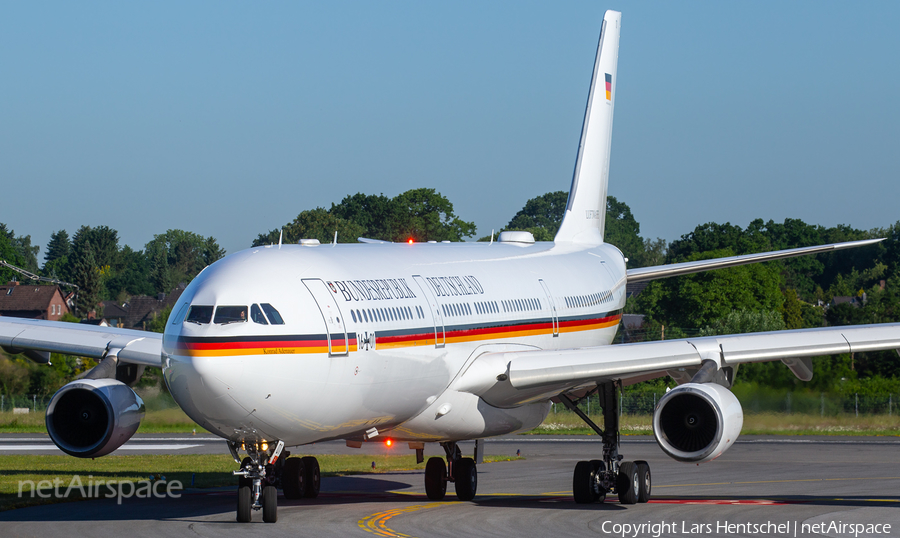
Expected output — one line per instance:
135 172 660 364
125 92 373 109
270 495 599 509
626 238 883 283
0 317 162 367
456 323 900 407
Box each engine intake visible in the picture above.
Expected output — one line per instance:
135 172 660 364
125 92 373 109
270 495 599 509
46 378 145 458
652 382 743 464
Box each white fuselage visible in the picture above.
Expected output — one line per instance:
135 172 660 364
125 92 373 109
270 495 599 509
162 239 627 447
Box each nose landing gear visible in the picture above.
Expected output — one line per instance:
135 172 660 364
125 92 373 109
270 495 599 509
563 381 651 505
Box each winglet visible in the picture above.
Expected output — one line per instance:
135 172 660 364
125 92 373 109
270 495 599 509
554 10 621 245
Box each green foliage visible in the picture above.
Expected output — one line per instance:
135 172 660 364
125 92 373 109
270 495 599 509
144 230 225 294
603 195 644 264
70 227 102 316
699 308 786 337
781 289 804 330
637 249 785 330
256 189 476 246
504 191 568 237
255 208 365 246
146 305 173 334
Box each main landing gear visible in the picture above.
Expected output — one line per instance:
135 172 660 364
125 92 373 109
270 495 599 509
229 440 321 523
424 441 477 501
562 380 651 505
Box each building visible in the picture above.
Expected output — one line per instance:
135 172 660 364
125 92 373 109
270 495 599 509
0 282 70 321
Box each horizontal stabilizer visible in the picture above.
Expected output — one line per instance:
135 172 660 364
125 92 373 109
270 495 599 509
627 238 884 283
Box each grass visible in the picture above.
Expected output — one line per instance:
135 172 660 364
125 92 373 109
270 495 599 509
0 453 522 512
0 407 205 434
530 410 900 436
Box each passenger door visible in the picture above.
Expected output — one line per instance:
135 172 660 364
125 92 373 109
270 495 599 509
302 279 349 356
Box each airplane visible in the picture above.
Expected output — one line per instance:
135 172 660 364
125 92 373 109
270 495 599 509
2 9 899 524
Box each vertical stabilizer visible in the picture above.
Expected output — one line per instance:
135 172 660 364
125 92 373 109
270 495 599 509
554 10 620 245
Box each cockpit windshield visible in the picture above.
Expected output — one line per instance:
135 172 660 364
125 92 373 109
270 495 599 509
183 303 283 326
214 306 247 324
261 303 284 325
250 304 268 325
185 305 213 324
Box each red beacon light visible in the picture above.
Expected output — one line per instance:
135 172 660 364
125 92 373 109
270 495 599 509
407 238 414 244
385 439 393 448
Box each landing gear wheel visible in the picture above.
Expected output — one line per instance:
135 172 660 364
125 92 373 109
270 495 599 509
454 457 477 501
262 485 278 523
635 460 651 503
238 457 252 489
282 457 306 500
590 459 607 503
617 461 639 505
424 457 447 500
301 456 320 498
572 461 595 504
236 485 251 523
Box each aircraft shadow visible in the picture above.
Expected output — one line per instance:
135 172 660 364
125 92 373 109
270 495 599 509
2 473 897 522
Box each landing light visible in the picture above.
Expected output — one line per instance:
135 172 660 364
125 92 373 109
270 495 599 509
260 441 268 451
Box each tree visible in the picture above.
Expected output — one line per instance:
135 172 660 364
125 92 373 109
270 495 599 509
504 191 568 237
70 234 101 317
636 248 784 330
43 230 71 281
329 193 395 240
389 188 476 242
145 230 226 293
256 189 476 245
604 195 644 264
254 208 366 246
0 224 25 283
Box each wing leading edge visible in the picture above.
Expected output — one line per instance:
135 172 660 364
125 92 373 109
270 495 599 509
454 323 900 408
0 317 162 367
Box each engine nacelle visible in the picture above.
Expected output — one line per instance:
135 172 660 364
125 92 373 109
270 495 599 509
46 378 145 458
652 382 743 464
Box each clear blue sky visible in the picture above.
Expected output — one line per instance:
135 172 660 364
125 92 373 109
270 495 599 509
2 1 898 257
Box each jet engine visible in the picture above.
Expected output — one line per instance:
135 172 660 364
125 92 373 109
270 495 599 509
652 382 743 464
45 378 145 458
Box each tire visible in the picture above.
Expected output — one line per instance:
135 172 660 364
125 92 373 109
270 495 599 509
424 457 447 500
590 459 607 503
635 460 651 503
282 457 306 500
617 461 638 505
238 457 252 489
236 486 251 523
454 457 477 501
262 485 278 523
572 461 595 504
301 456 321 499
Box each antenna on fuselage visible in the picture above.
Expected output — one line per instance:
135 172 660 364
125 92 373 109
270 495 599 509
333 230 338 246
278 229 283 249
490 230 494 245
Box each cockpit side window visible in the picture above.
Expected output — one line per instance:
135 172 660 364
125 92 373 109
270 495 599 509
185 305 213 324
173 303 189 325
261 303 284 325
250 304 268 325
214 305 247 324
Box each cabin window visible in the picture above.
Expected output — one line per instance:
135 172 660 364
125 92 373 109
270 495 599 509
185 305 213 324
251 304 268 325
351 310 358 323
214 306 247 324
